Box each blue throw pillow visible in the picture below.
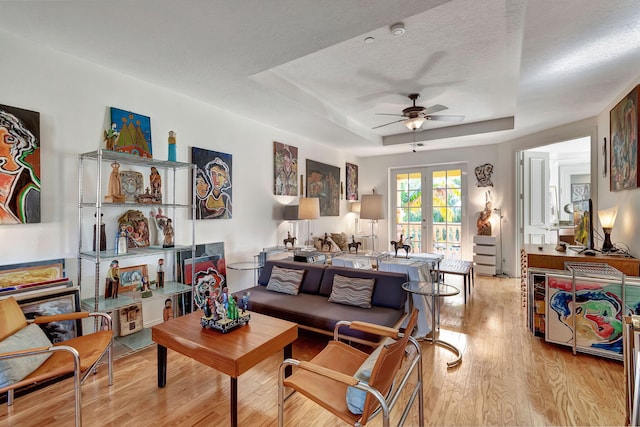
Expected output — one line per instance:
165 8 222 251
346 337 394 414
0 324 52 388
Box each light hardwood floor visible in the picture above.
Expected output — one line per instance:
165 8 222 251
0 275 625 426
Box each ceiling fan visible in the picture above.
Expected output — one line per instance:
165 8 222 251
372 93 465 131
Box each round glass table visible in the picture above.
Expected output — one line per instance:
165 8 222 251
227 261 263 286
402 280 462 368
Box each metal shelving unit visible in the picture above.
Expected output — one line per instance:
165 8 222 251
77 149 196 355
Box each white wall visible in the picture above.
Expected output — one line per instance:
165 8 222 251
0 33 358 322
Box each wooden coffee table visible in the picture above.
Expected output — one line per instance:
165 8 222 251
151 310 298 427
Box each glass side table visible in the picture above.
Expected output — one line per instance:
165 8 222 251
227 257 263 286
402 280 462 368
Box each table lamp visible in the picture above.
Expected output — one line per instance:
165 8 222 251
350 201 361 233
598 206 618 252
298 197 320 249
360 192 384 252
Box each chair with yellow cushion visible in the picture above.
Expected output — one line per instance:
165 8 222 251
278 309 423 426
0 296 113 426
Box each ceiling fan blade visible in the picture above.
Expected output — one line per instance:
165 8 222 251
421 104 448 115
375 113 404 117
372 119 404 129
427 114 465 122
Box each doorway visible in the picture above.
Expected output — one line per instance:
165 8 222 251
519 137 591 246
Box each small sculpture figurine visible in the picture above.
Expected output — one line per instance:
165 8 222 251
215 299 227 322
347 235 362 254
391 234 412 258
105 161 125 203
163 298 174 322
103 123 119 151
149 167 162 203
283 231 296 249
150 208 168 246
115 223 129 255
202 291 213 317
168 131 177 162
105 260 120 299
163 218 174 248
317 233 332 251
241 292 250 314
141 275 150 292
227 295 239 320
157 258 165 288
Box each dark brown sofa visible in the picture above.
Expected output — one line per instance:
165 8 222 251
237 260 408 345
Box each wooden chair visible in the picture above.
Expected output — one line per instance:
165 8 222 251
278 310 423 426
0 296 113 426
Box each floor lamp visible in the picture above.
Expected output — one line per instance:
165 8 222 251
493 207 509 277
298 197 320 249
360 193 384 253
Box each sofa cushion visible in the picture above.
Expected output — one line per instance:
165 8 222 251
266 266 304 295
0 324 52 388
0 297 28 342
320 267 408 310
258 260 326 294
328 275 374 308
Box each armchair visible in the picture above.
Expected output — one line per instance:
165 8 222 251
278 309 422 426
0 296 113 427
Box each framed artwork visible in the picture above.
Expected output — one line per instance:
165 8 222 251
192 147 232 219
345 162 358 201
273 141 298 196
118 209 150 248
0 104 41 224
176 242 226 311
610 85 639 191
573 200 591 247
0 259 64 292
109 107 152 158
306 159 340 216
119 170 144 202
119 264 148 293
571 183 590 202
19 288 80 343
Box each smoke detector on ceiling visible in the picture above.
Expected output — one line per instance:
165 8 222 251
390 23 406 37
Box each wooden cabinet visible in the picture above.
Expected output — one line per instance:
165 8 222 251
523 244 640 276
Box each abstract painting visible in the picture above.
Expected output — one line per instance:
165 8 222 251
0 259 64 291
192 147 232 219
610 85 639 191
273 141 298 196
20 289 79 343
546 274 640 358
176 242 226 311
345 162 358 201
306 159 340 216
109 107 153 158
0 104 40 224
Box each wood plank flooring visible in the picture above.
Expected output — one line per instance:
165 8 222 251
0 275 625 426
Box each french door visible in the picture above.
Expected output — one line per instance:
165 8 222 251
392 165 465 258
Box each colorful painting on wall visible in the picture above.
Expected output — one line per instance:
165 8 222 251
273 141 298 196
610 85 639 191
345 162 358 201
109 107 153 158
306 159 340 216
0 104 40 224
192 147 232 219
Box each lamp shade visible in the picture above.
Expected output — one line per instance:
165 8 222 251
598 206 618 229
283 205 298 220
360 194 384 220
404 117 426 131
349 201 361 213
298 197 320 220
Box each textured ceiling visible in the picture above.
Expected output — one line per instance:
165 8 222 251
1 0 639 156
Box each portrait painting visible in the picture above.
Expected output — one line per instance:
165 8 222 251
109 107 153 158
610 85 639 191
192 147 232 219
306 159 340 216
0 104 40 224
273 141 298 196
345 162 358 201
20 289 80 343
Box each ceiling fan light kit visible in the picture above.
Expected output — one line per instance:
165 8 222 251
372 93 464 131
404 116 426 131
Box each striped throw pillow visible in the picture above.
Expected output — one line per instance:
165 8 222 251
328 275 375 308
266 266 304 295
